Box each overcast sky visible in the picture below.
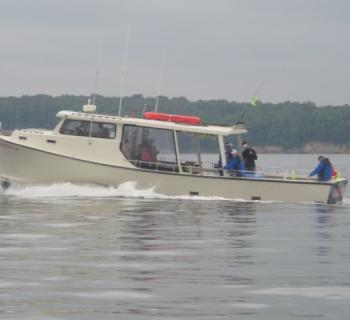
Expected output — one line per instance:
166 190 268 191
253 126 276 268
1 0 349 105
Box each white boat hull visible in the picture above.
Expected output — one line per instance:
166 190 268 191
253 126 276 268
0 138 345 204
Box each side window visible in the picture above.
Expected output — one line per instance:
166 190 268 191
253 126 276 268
59 120 90 136
60 120 116 139
90 122 116 139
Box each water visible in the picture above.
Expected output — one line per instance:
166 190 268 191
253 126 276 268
0 154 350 320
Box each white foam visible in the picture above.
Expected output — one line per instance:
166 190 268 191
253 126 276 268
250 286 350 300
4 182 142 199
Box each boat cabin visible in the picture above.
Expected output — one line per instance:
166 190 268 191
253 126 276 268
54 105 247 176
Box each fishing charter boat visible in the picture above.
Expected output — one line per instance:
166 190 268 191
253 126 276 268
0 101 347 203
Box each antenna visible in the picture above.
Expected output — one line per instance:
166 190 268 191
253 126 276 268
118 25 130 117
154 51 164 113
92 69 100 105
91 47 101 106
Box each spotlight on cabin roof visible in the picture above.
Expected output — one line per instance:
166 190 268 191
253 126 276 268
82 99 96 113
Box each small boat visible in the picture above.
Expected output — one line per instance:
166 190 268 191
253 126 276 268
0 102 347 203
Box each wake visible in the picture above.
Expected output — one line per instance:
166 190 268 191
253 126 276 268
2 181 349 205
1 181 229 201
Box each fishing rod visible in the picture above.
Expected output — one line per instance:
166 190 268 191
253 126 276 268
235 82 264 125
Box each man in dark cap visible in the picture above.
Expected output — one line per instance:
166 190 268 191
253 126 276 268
242 141 258 172
223 142 234 162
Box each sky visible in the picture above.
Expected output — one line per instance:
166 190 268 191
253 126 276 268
1 0 349 105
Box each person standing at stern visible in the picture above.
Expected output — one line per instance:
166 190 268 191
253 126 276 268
242 141 258 172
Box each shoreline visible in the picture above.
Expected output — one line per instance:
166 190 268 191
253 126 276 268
255 143 350 154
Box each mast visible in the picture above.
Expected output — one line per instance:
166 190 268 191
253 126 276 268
118 25 130 117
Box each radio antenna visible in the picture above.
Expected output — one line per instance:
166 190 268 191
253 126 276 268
92 70 99 105
118 25 130 117
92 48 101 105
154 52 164 112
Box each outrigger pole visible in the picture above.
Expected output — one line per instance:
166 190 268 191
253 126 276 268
118 25 130 117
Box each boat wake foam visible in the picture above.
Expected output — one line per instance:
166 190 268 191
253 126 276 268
3 181 339 205
1 181 231 201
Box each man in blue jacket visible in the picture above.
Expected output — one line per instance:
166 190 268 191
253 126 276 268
308 156 332 181
224 150 244 177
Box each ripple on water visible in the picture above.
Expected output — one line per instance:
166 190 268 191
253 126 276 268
230 302 269 309
73 290 156 300
0 233 52 240
250 286 350 299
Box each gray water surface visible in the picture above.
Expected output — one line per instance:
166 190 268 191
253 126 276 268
1 154 350 319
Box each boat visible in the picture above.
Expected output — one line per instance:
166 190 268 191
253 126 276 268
0 101 347 204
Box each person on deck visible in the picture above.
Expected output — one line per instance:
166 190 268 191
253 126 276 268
308 156 332 181
138 139 153 168
242 141 258 172
225 142 233 162
224 150 244 177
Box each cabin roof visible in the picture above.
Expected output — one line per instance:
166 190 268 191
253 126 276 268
57 111 247 136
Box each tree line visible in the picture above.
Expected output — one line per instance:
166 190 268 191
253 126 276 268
0 94 349 151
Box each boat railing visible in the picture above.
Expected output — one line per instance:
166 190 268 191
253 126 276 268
126 158 321 181
0 130 13 136
254 166 310 180
21 129 46 134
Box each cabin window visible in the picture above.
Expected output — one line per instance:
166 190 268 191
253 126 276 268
121 125 177 171
59 120 116 139
176 131 221 175
90 122 116 138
